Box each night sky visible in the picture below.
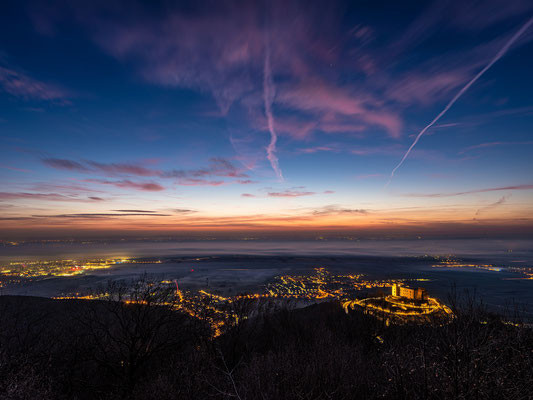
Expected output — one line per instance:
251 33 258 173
1 0 532 238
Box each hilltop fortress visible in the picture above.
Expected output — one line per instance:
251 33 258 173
391 283 427 301
343 283 452 324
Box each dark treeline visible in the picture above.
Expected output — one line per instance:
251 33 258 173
1 280 532 400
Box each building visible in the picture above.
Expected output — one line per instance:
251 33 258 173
391 283 427 301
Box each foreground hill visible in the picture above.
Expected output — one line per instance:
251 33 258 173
0 294 532 399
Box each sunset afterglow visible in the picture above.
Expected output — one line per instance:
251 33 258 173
1 1 532 239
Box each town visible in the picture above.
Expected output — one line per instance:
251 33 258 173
1 256 529 335
49 266 448 335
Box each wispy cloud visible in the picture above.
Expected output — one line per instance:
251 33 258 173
0 65 70 102
311 205 369 216
296 144 406 157
30 182 104 194
112 209 157 213
43 157 250 187
242 188 332 198
44 158 157 176
43 158 89 172
387 16 533 185
355 173 384 180
86 161 158 177
0 164 32 173
25 1 533 190
236 179 257 185
175 179 225 186
268 189 316 198
459 141 533 154
475 195 509 215
0 217 36 221
90 4 261 115
173 209 197 214
277 81 402 138
263 28 283 180
0 192 103 202
403 184 533 197
85 179 165 192
386 69 470 105
161 158 248 179
298 146 339 154
35 1 404 176
32 213 171 219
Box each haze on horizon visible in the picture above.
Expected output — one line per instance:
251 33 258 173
1 0 532 240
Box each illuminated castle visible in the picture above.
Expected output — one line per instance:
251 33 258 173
391 283 427 301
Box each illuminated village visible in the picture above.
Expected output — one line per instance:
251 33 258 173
2 256 532 335
0 256 460 335
431 257 502 272
0 257 160 280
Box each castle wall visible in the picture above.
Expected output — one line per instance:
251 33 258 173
392 284 428 300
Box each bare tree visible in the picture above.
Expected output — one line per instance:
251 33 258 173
74 275 201 398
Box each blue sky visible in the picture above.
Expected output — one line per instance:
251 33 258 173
0 0 532 238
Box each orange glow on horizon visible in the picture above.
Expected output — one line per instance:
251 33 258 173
1 199 532 238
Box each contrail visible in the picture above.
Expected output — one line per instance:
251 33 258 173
475 194 509 216
387 16 533 187
263 33 284 181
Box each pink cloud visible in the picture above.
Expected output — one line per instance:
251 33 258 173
270 118 317 140
93 8 263 115
111 181 164 192
44 157 250 185
177 179 225 186
43 158 89 172
262 115 368 141
268 190 316 197
277 81 402 137
162 158 249 180
298 146 339 154
0 164 32 173
386 70 469 105
44 158 159 176
318 121 367 135
87 161 159 177
60 2 404 147
0 66 70 102
31 1 533 181
85 179 165 192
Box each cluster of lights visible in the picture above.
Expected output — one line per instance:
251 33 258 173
0 257 164 283
52 267 430 336
507 266 533 280
342 293 452 324
0 258 132 279
264 268 415 300
432 258 502 272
